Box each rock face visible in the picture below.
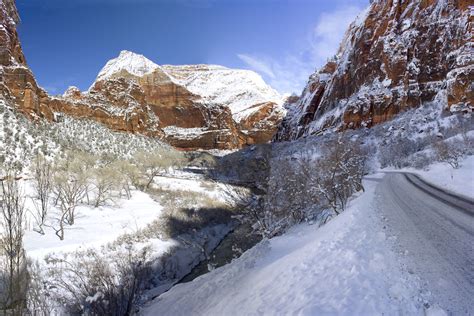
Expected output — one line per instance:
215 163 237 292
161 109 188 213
0 2 284 150
85 52 284 149
0 0 51 120
276 0 473 141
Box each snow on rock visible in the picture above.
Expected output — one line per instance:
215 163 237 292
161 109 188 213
162 64 282 121
141 176 431 315
95 50 160 83
276 0 473 141
92 51 282 122
80 51 285 149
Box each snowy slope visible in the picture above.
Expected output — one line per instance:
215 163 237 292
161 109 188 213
141 175 435 315
162 64 282 121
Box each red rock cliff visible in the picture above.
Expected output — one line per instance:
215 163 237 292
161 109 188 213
276 0 473 141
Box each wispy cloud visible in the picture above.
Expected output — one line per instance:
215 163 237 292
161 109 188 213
238 5 366 95
237 54 276 79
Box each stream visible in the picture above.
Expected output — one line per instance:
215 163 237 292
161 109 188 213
179 223 261 283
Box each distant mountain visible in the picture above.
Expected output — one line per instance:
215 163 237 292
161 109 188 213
0 1 284 150
276 0 473 141
94 50 282 123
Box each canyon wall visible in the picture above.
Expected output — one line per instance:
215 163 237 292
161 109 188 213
276 0 473 140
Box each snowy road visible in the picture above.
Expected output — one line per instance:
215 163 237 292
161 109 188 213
377 173 474 314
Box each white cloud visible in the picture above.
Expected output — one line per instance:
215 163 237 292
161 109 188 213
237 54 276 79
310 6 364 62
238 5 366 95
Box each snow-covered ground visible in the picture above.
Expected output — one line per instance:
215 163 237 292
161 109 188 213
416 155 474 198
23 169 234 262
141 174 438 315
381 155 474 198
152 175 231 202
24 190 166 260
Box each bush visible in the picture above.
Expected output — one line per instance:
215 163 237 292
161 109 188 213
134 149 186 191
433 140 464 169
240 135 369 238
411 152 433 170
379 136 419 168
44 244 152 316
313 135 368 215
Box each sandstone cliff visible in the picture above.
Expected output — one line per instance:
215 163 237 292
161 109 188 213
276 0 473 141
83 51 284 149
0 1 284 150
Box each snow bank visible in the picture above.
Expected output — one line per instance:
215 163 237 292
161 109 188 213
416 155 474 199
141 176 429 315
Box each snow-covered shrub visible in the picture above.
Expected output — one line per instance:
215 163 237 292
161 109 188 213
0 99 59 172
313 135 368 215
46 116 168 159
260 156 318 236
433 140 464 169
26 261 52 315
43 243 152 315
253 135 369 237
379 136 419 168
411 152 433 170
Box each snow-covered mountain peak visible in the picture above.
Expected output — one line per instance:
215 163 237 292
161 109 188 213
95 50 160 82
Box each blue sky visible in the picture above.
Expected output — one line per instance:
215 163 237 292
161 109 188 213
16 0 368 95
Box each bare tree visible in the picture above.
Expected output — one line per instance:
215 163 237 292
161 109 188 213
109 160 140 200
30 154 53 234
134 149 185 191
434 140 463 169
50 152 90 239
52 171 87 227
92 165 120 208
314 136 367 215
0 171 28 313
